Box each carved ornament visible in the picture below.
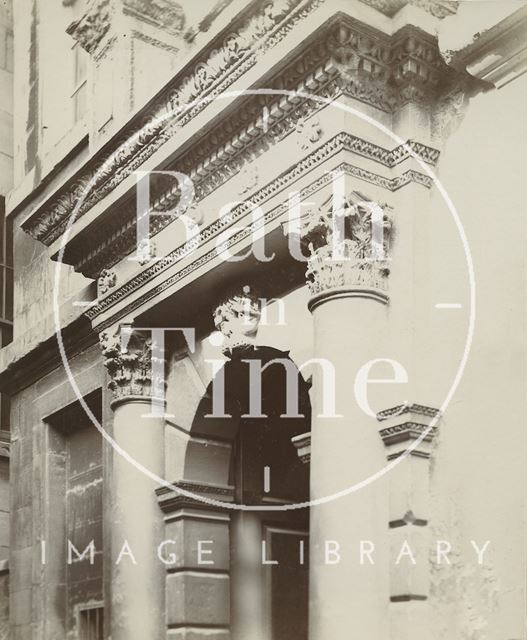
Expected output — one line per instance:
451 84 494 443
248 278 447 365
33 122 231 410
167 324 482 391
66 0 112 55
98 268 117 295
100 327 164 402
296 190 393 299
213 286 262 354
123 0 186 35
25 10 467 250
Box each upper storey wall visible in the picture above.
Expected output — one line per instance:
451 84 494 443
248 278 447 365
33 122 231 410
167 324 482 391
0 1 13 197
10 0 220 200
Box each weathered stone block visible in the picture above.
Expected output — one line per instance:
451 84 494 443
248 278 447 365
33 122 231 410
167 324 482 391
11 587 31 626
164 514 229 571
9 547 31 592
166 572 229 627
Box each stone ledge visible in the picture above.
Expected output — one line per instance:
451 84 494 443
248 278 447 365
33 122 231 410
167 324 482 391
156 480 235 514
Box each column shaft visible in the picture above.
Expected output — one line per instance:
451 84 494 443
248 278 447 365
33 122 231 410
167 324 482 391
110 399 165 640
309 294 390 640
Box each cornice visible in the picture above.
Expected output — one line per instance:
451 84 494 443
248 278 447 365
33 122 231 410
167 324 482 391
358 0 458 19
156 480 235 513
23 8 463 252
293 402 441 465
442 3 527 90
377 402 441 459
67 120 439 279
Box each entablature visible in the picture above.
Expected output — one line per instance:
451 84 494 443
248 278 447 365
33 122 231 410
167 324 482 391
18 0 475 267
83 133 436 333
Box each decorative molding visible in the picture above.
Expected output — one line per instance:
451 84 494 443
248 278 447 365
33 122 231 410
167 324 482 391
296 190 393 298
237 164 259 196
377 403 441 459
66 0 112 55
85 159 430 328
156 480 235 513
377 402 440 420
24 11 464 250
0 431 10 459
291 431 311 464
100 327 163 403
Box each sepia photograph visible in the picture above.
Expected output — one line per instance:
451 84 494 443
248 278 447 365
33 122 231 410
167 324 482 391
0 0 524 638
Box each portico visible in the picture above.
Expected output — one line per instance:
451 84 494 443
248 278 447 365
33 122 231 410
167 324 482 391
1 0 525 639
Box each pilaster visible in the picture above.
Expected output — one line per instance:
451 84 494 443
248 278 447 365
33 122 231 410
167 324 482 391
377 403 440 639
157 481 233 639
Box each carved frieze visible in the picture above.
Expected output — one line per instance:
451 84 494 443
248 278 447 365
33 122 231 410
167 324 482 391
27 0 323 245
100 327 164 402
24 9 465 250
123 0 185 35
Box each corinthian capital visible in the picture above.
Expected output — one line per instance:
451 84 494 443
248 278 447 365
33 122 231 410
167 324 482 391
99 326 165 404
297 190 393 306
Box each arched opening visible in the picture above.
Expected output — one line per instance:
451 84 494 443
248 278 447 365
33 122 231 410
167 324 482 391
188 342 311 640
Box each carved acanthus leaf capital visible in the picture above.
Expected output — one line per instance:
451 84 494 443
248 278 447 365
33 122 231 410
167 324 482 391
100 326 164 402
292 189 394 300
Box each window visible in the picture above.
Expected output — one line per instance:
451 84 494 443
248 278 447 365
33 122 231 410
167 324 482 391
264 527 309 640
2 30 13 73
0 196 13 432
46 392 104 636
71 42 87 125
78 605 104 640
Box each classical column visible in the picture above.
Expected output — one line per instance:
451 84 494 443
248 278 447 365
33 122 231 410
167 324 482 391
100 326 166 640
296 191 393 640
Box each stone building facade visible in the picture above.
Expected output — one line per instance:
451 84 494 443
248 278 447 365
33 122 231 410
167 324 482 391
0 0 525 639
